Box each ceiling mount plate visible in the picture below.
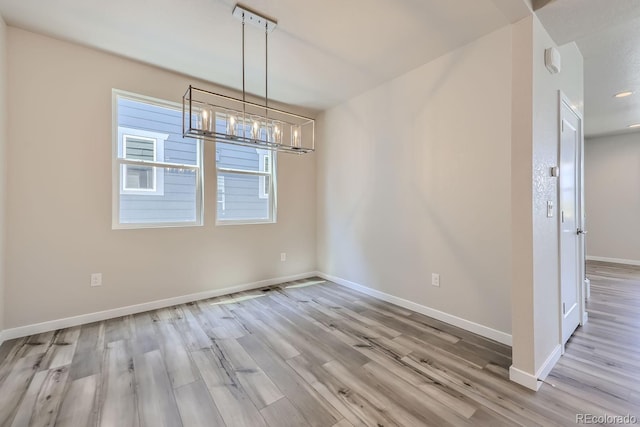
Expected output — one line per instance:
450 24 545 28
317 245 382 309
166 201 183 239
232 4 277 33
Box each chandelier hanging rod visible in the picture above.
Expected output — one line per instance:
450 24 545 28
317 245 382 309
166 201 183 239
234 4 274 111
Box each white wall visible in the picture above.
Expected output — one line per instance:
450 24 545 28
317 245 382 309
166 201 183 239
531 17 583 372
585 132 640 264
0 15 6 334
510 15 535 375
317 26 513 337
316 12 585 387
5 28 317 329
510 15 584 385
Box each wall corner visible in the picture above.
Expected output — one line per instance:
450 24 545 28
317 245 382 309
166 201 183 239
0 14 7 335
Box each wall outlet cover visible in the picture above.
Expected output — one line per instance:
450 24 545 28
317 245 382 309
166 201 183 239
90 273 102 287
431 273 440 287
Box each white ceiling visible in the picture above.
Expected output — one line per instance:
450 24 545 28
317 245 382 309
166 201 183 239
0 0 529 112
3 0 635 136
536 0 640 137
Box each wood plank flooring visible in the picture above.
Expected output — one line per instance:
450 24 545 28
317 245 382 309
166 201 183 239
0 265 638 426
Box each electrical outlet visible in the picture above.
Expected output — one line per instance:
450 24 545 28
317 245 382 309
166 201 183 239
91 273 102 287
431 273 440 287
280 252 286 262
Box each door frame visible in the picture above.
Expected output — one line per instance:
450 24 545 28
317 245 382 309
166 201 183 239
557 91 586 352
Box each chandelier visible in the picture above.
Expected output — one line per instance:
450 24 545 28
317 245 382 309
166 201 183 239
182 4 314 154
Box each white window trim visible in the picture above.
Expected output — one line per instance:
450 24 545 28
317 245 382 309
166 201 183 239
112 89 204 229
258 149 270 200
217 175 226 212
118 127 168 196
122 134 158 193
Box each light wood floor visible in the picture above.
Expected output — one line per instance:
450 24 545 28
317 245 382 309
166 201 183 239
0 264 638 426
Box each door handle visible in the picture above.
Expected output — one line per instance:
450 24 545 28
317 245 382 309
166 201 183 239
577 228 588 235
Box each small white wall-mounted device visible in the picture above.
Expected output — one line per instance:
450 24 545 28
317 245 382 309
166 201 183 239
545 47 561 74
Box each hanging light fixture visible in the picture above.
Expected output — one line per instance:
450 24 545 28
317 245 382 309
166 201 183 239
182 4 314 154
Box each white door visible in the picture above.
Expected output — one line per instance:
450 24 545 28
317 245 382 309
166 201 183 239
560 100 582 345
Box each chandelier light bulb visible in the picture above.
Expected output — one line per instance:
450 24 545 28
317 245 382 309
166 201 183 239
292 126 300 147
270 121 282 144
252 120 260 140
226 113 237 137
201 108 211 132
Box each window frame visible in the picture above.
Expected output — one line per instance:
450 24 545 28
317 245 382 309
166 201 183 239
258 149 270 199
119 129 169 196
123 135 157 192
112 89 204 230
215 146 277 226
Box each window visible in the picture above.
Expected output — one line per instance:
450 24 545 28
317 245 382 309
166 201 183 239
119 129 167 195
123 135 156 191
113 90 202 228
215 120 276 224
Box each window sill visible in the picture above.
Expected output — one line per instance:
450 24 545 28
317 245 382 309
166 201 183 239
112 221 203 230
215 219 276 226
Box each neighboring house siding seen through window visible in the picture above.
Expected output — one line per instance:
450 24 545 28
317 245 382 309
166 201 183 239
215 119 276 224
113 91 202 228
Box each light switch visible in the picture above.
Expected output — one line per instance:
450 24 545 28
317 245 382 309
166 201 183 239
547 201 553 218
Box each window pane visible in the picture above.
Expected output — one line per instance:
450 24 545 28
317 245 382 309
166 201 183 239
125 136 155 161
217 172 271 221
217 142 269 172
119 165 197 224
214 122 275 224
125 165 155 190
263 175 270 196
118 98 198 166
115 93 202 228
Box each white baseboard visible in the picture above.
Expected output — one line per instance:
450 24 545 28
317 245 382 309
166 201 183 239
509 366 540 391
0 271 317 344
582 312 589 325
587 256 640 266
316 272 512 346
509 344 562 391
536 344 562 381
